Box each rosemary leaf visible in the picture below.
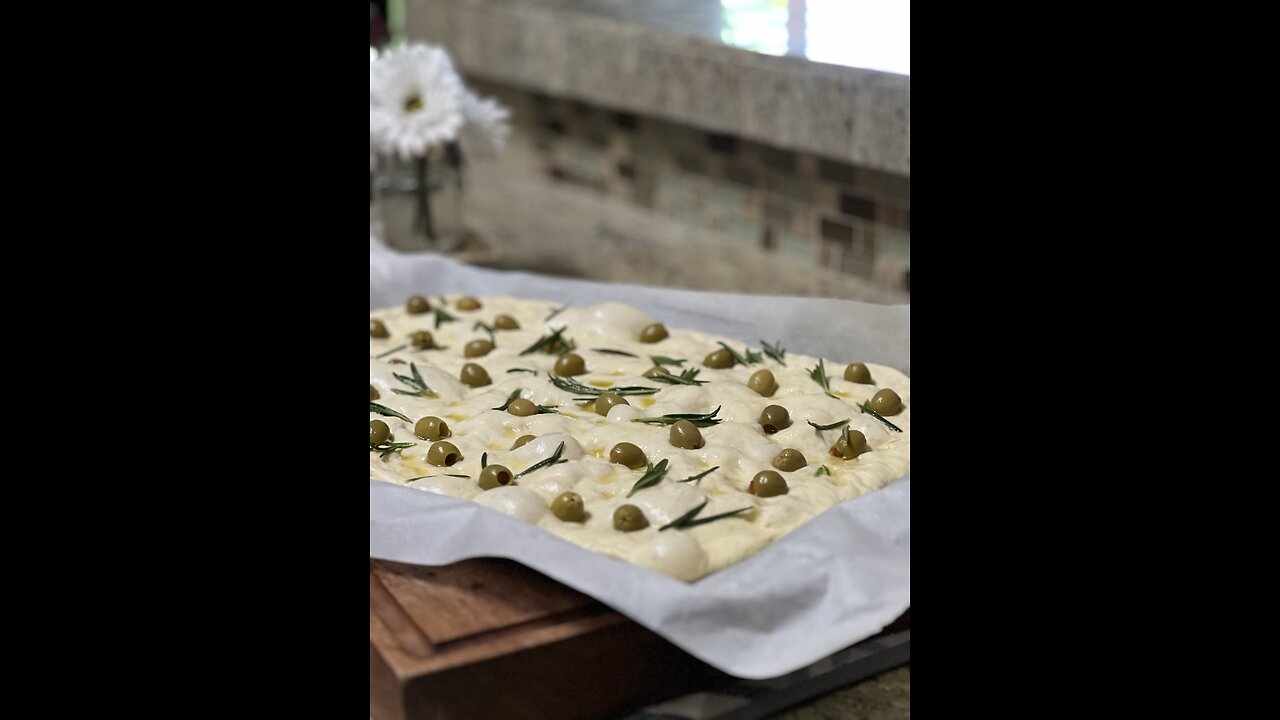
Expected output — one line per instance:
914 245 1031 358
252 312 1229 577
369 402 411 423
806 359 838 399
516 441 567 479
807 418 851 431
433 306 457 329
717 342 763 366
859 401 904 433
591 348 639 357
677 466 720 484
493 389 521 411
406 474 469 481
650 356 687 367
760 340 786 366
627 459 670 497
660 500 752 531
520 326 572 356
546 303 570 321
371 441 416 459
392 362 438 398
550 376 658 396
481 452 488 469
506 368 537 375
473 321 497 346
632 406 723 427
649 368 708 386
815 465 831 477
375 344 407 359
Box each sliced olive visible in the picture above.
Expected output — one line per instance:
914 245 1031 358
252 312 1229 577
844 363 872 384
493 314 519 330
460 363 492 388
613 504 649 531
610 442 647 469
747 369 778 397
594 393 629 416
511 434 537 450
427 441 462 467
464 339 494 358
870 389 902 416
749 470 789 497
508 398 538 417
369 384 380 401
370 319 390 338
478 464 513 489
642 366 665 378
703 348 735 369
669 419 704 449
456 296 481 311
410 330 434 349
831 429 869 459
758 405 791 434
405 295 430 314
551 492 586 522
369 420 390 446
639 323 669 343
414 416 451 441
772 448 807 472
553 353 587 377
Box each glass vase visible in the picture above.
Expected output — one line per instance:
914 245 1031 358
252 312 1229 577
371 144 465 253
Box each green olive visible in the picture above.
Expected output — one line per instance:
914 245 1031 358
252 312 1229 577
551 492 586 522
464 339 494 358
594 393 629 416
642 366 665 378
870 389 902 416
610 442 647 469
831 429 869 460
749 470 789 497
370 319 390 338
772 448 807 472
414 416 451 440
639 323 669 343
758 405 791 434
410 330 434 349
507 398 538 417
369 384 380 401
613 504 649 531
478 464 514 489
460 363 492 388
747 369 777 397
511 434 537 450
669 419 704 449
703 348 735 369
369 420 390 446
427 441 462 467
844 363 872 384
493 314 520 330
456 296 481 311
553 353 587 377
405 295 430 314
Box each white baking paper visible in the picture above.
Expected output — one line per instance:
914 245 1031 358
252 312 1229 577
368 244 910 680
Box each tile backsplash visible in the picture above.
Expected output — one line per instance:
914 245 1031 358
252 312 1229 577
468 79 910 294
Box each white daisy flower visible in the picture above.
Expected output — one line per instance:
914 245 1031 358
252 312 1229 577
458 89 511 159
369 44 465 161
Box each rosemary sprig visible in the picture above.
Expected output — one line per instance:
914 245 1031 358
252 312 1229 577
677 466 720 484
627 459 670 497
859 401 903 433
591 348 639 357
760 340 786 366
650 356 686 367
807 359 839 399
473 321 496 345
506 368 537 375
633 406 723 428
433 306 457 329
659 500 752 531
369 401 411 423
375 344 407 359
392 363 438 398
815 465 831 477
550 376 658 396
546 303 570 321
371 441 416 459
650 368 708 386
406 474 469 481
807 418 851 431
480 452 488 469
493 389 521 411
520 326 574 356
717 342 763 366
516 441 567 479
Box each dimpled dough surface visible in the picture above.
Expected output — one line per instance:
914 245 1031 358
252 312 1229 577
370 296 910 581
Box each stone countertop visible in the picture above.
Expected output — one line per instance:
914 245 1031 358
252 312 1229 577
405 0 910 175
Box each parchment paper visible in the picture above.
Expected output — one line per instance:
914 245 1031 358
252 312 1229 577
369 244 910 679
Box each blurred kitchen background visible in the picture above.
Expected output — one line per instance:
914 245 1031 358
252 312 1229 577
371 0 910 304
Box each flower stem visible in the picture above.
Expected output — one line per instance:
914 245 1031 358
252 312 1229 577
414 155 436 242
